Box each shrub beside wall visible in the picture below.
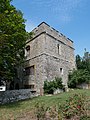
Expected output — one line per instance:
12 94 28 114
44 77 64 94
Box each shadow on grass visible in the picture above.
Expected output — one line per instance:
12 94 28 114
0 101 22 109
0 96 39 109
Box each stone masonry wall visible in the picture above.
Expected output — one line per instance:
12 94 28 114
32 22 74 48
25 34 45 60
23 22 76 95
24 54 46 94
44 34 75 68
42 54 72 86
0 89 37 104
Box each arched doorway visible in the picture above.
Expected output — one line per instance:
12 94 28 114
15 83 19 90
9 81 14 90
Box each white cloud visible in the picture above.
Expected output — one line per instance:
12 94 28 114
60 15 71 23
51 0 83 22
25 0 85 29
31 0 83 22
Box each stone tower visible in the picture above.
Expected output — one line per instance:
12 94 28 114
23 22 75 95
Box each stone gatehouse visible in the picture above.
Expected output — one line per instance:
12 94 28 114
19 22 76 95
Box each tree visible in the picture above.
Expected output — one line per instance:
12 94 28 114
68 50 90 88
0 0 31 83
68 69 90 88
76 51 90 72
83 51 90 73
76 55 82 69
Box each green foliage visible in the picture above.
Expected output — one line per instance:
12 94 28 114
80 116 90 120
55 77 64 89
58 93 89 119
68 69 90 88
0 0 32 82
35 102 49 120
44 77 64 94
80 53 90 76
35 93 90 120
44 80 55 94
76 51 90 73
68 51 90 88
0 89 90 119
76 54 82 69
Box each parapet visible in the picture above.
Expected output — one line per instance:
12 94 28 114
31 22 74 49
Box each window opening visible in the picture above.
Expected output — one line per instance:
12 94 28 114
57 44 59 54
25 65 34 76
60 68 63 75
57 44 61 55
26 45 30 51
24 85 34 89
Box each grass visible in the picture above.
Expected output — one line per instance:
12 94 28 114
0 89 90 120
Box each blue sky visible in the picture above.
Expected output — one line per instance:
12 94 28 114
12 0 90 56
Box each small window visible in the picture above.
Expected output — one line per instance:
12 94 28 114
25 67 30 75
24 85 34 89
25 45 30 58
26 45 30 51
25 65 34 76
57 44 59 54
60 68 63 75
57 44 61 55
30 66 34 75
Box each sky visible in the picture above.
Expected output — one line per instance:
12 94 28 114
12 0 90 56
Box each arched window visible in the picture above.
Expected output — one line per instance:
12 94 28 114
26 45 30 51
9 81 14 90
25 65 35 76
60 68 63 75
25 45 30 58
57 44 61 55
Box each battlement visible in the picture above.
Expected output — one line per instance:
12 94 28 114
32 22 74 49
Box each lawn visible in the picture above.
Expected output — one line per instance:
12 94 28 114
0 89 90 120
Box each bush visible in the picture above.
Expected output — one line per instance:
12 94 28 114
58 93 89 119
80 116 90 120
68 69 90 88
35 102 49 120
35 93 90 120
44 77 64 94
